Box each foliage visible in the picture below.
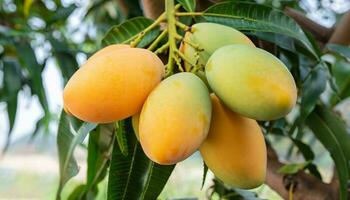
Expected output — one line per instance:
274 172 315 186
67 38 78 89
1 0 350 199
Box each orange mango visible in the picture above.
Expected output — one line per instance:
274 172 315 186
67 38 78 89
200 94 266 189
139 72 211 165
63 45 165 123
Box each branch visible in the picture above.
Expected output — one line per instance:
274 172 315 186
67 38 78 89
328 10 350 45
141 0 164 19
284 7 334 43
266 146 339 200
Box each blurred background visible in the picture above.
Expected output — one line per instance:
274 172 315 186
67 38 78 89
0 0 349 199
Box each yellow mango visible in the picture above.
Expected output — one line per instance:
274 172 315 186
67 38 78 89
180 23 254 70
139 72 211 165
63 45 165 123
200 94 266 189
206 44 297 120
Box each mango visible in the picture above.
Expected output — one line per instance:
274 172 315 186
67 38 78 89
63 45 165 123
180 23 254 70
139 72 211 165
200 94 266 189
206 44 297 120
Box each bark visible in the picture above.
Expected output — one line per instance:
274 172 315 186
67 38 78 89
266 146 338 200
284 7 334 44
329 11 350 45
141 0 164 19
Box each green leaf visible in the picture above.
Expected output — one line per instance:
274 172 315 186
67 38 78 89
2 60 22 151
67 185 89 200
300 64 327 120
201 161 208 190
49 37 79 82
107 119 174 200
139 162 175 200
278 161 311 175
331 60 350 104
177 0 196 12
313 106 350 162
115 121 129 156
56 112 97 199
327 44 350 59
15 41 49 115
83 124 115 198
47 4 77 24
203 1 318 59
102 17 160 48
306 107 349 200
291 139 315 161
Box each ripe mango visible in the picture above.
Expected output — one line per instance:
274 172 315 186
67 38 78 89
63 45 165 123
139 72 211 165
180 23 254 70
200 94 266 189
206 44 297 120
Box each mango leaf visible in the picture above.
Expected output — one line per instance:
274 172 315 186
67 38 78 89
49 37 79 82
102 17 160 47
15 41 49 115
56 112 97 199
67 185 93 200
107 119 174 200
115 121 129 156
306 107 349 200
201 161 208 190
177 0 196 12
47 4 77 24
300 64 328 120
331 60 350 104
314 106 350 162
278 161 311 175
81 124 115 199
2 60 22 151
203 1 318 59
291 138 315 161
327 44 350 59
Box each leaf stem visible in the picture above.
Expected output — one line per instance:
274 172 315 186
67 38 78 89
154 42 169 55
175 21 190 31
148 29 168 51
130 13 166 47
175 12 203 16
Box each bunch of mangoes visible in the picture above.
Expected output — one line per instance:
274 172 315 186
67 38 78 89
63 23 297 189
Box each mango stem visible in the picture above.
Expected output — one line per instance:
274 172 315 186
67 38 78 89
148 29 168 51
175 12 203 17
130 13 165 47
165 0 178 76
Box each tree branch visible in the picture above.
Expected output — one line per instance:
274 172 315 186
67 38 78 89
284 7 334 43
328 10 350 45
266 146 338 200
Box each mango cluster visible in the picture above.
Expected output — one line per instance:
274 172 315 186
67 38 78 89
63 23 297 189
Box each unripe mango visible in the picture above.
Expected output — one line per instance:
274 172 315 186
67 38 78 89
139 72 212 165
180 23 254 70
206 44 297 120
63 45 165 123
200 94 266 189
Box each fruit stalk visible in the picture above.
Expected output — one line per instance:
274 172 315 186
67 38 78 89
165 0 177 76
